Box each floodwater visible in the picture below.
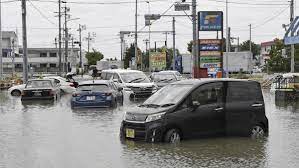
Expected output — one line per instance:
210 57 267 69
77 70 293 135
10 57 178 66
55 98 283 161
0 90 299 168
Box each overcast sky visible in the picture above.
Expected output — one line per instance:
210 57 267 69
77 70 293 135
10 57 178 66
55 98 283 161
1 0 294 59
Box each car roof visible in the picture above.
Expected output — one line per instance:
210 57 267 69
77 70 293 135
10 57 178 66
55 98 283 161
172 78 258 86
79 80 111 85
102 69 143 73
28 79 54 82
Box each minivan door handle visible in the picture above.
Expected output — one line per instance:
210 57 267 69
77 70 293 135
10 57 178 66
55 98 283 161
252 103 263 107
214 107 223 112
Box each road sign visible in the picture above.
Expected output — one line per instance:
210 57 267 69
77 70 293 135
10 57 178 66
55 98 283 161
174 4 190 11
144 14 161 21
284 36 299 45
198 11 223 31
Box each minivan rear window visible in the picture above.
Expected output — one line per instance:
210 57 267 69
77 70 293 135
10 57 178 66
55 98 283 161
227 82 262 102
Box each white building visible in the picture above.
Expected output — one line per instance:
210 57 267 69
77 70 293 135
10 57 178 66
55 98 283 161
260 41 275 66
1 31 85 74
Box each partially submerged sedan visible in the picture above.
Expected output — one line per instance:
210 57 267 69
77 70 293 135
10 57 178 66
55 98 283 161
150 71 182 89
21 79 61 101
71 80 123 108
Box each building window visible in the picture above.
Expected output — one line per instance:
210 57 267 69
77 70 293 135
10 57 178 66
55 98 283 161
40 53 47 57
2 52 8 58
50 53 57 57
50 64 57 68
15 64 23 68
40 63 47 68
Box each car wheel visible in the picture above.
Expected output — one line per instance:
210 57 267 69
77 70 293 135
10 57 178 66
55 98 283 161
11 90 21 96
164 129 181 143
251 125 265 138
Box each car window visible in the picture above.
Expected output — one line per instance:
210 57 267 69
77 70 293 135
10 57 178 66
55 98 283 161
26 80 53 88
78 84 109 92
227 82 262 102
113 73 122 83
110 82 118 90
106 73 113 80
191 82 224 106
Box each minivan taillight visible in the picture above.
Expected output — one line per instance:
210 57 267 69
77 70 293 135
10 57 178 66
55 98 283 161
105 93 112 96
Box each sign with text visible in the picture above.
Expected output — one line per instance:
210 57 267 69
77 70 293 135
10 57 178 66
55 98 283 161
200 51 221 57
199 39 221 51
150 52 166 70
198 11 223 31
200 56 221 63
174 4 190 11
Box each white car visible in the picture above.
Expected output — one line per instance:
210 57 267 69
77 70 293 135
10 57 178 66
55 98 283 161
101 69 158 101
44 76 76 94
8 84 26 96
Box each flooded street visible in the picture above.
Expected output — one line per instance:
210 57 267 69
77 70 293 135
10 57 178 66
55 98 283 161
0 90 299 168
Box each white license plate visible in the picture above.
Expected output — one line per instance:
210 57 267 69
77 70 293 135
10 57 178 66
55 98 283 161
34 92 42 96
86 96 95 100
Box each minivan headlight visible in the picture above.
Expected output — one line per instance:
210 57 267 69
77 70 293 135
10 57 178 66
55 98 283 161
145 112 166 123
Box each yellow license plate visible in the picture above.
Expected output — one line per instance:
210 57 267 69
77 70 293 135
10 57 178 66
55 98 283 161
126 128 135 138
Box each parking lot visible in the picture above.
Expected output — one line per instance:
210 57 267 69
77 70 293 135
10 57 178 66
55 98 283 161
0 90 299 168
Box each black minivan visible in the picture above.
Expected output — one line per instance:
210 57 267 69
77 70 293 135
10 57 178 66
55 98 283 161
120 79 268 143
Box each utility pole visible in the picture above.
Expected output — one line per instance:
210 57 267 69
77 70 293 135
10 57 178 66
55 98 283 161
192 0 197 78
134 0 138 69
291 0 295 73
237 37 240 52
249 24 252 52
228 27 231 52
22 0 28 83
87 32 90 52
225 0 229 78
58 0 62 76
12 39 15 76
172 17 176 70
78 24 82 69
0 0 2 80
64 5 69 74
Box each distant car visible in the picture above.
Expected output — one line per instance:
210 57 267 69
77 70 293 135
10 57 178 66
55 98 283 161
101 69 157 101
21 79 61 101
8 84 26 96
44 76 77 94
150 71 183 89
71 80 123 108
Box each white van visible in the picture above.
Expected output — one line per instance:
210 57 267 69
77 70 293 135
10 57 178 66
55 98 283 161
101 69 157 101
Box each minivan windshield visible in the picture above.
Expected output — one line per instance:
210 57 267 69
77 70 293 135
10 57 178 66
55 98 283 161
143 84 193 107
152 74 176 82
120 72 151 83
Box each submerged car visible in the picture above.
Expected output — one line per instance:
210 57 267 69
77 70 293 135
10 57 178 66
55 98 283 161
101 69 157 100
71 80 123 108
120 79 268 143
21 79 61 101
150 71 183 89
44 76 77 94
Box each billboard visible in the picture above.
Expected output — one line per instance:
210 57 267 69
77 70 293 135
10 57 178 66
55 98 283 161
150 52 166 70
198 11 223 31
200 51 221 57
200 56 221 63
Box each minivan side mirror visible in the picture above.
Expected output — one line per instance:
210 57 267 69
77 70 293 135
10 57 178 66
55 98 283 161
192 101 200 108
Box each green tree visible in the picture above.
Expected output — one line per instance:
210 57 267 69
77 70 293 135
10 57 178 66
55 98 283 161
85 49 104 65
266 39 290 72
240 40 261 58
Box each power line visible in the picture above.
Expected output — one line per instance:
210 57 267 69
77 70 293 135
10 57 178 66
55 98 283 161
206 0 289 6
31 0 170 5
28 0 57 26
252 6 289 29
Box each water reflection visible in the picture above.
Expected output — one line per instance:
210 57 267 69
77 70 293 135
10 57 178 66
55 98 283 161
122 138 267 167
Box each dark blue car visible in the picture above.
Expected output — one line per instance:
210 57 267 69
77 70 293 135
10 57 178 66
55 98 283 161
71 80 123 108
